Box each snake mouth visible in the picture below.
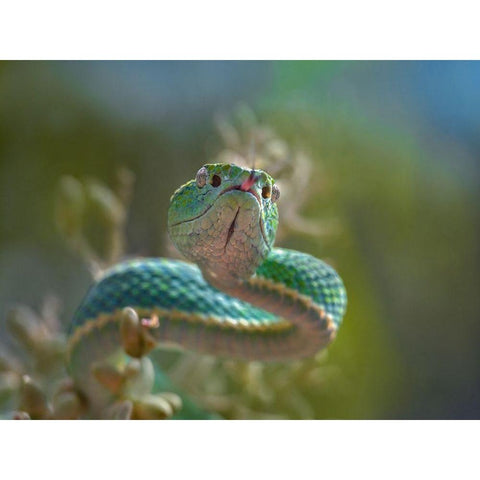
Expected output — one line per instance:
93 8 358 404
170 184 261 226
219 184 262 205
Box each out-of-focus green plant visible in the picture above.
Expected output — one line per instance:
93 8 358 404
55 168 134 276
0 297 70 418
1 109 359 419
2 62 478 419
1 168 187 419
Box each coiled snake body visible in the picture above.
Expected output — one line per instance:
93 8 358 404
68 164 347 415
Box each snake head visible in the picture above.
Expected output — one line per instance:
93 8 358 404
167 163 279 288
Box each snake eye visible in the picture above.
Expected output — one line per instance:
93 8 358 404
211 174 222 188
196 167 208 188
262 185 271 199
271 184 280 203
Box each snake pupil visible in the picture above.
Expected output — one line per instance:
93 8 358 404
262 185 271 199
211 174 222 187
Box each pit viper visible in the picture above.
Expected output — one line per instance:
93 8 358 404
67 163 347 416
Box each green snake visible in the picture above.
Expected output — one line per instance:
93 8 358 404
67 163 347 415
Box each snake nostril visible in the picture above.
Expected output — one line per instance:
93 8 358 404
211 174 222 187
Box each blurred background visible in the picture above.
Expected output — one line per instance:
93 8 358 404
0 61 479 419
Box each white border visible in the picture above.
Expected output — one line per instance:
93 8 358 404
0 1 478 59
1 421 479 479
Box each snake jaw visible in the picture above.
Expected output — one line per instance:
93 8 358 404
168 164 279 287
170 181 268 249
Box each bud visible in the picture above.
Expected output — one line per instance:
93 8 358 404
83 180 126 262
132 395 173 420
19 375 51 419
6 307 41 351
159 392 183 414
120 308 157 358
55 175 86 239
120 307 142 358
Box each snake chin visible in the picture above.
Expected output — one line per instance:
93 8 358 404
168 179 275 288
224 207 240 250
213 188 270 251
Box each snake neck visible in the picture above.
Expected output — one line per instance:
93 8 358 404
200 259 265 289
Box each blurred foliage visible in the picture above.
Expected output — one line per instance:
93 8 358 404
0 61 478 419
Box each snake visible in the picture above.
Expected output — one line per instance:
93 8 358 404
67 163 347 416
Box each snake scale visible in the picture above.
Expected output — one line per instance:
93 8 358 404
67 163 347 416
